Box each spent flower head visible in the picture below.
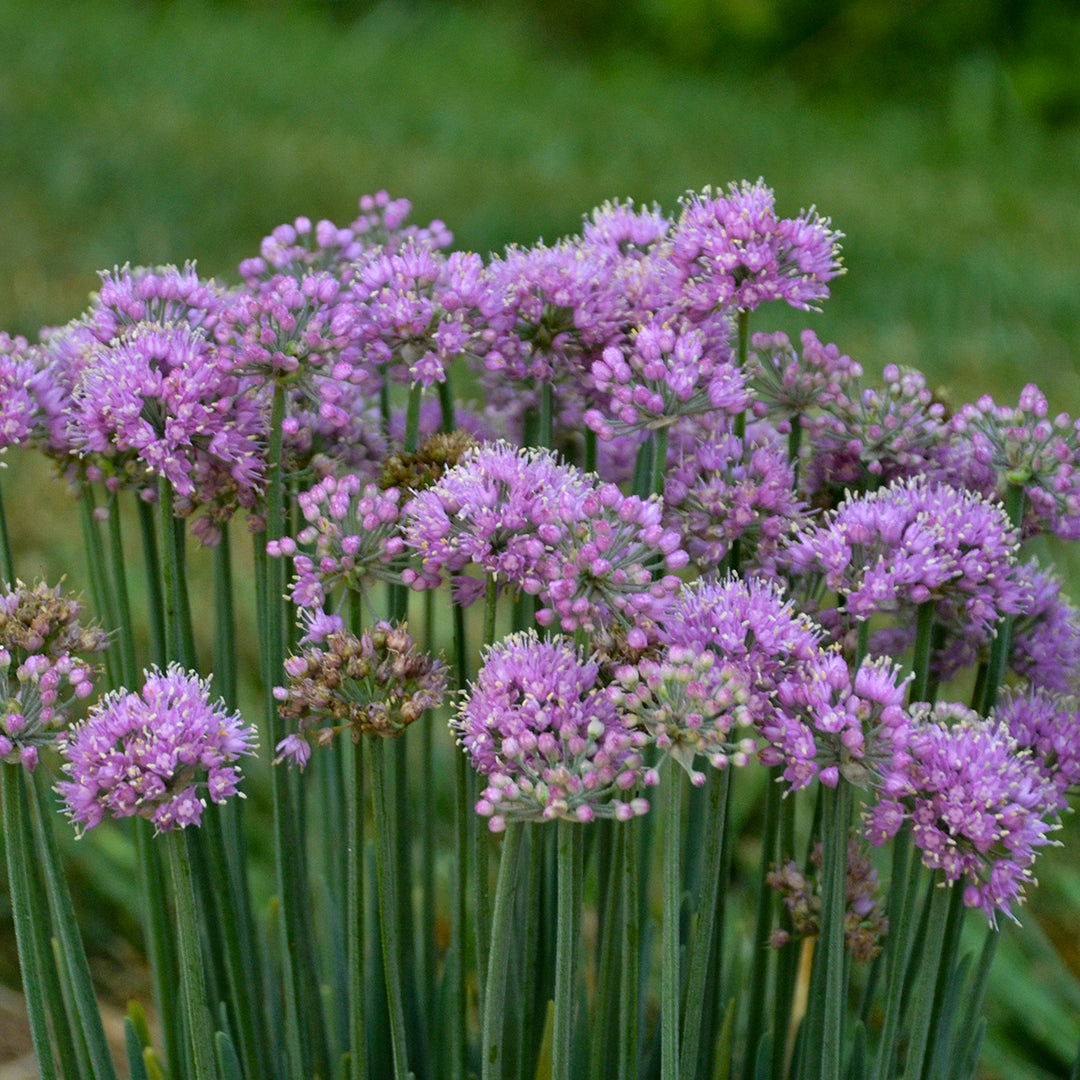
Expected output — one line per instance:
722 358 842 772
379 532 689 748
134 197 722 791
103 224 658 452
0 580 108 771
274 621 447 767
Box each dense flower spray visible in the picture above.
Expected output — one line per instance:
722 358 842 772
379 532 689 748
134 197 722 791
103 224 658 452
57 665 256 834
455 631 655 831
867 703 1058 925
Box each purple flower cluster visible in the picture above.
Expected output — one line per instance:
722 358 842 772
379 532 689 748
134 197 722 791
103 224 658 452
995 685 1080 812
783 478 1024 637
949 384 1080 540
867 703 1058 925
0 332 41 451
0 580 108 771
583 319 747 441
401 442 687 645
667 180 844 317
455 632 655 831
800 363 947 503
664 424 801 569
269 473 406 609
57 665 256 834
68 321 264 508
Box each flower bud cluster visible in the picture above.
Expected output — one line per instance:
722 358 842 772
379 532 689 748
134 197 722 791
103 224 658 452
269 473 406 608
767 836 888 962
456 632 656 831
610 644 754 785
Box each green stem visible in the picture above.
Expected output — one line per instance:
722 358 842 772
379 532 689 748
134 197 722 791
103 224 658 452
482 822 526 1080
679 767 732 1080
105 491 138 685
742 770 783 1080
371 737 414 1079
2 765 59 1080
538 380 554 450
734 308 749 441
651 425 670 499
78 486 120 690
262 383 311 1078
0 472 15 582
620 816 641 1079
159 480 195 668
212 521 237 707
134 818 186 1080
662 765 683 1080
819 780 853 1080
27 774 118 1080
901 880 952 1080
404 382 423 454
553 820 579 1080
347 737 368 1080
981 482 1026 713
908 602 936 706
137 497 167 668
165 830 218 1080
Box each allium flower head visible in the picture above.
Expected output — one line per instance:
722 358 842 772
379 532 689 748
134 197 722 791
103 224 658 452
800 363 947 504
668 180 844 317
57 665 256 835
0 580 108 771
69 321 264 508
664 424 802 570
274 622 447 766
583 317 746 441
455 631 655 831
950 384 1080 540
995 685 1080 813
748 330 862 422
270 473 406 609
1008 564 1080 692
783 478 1024 635
659 575 829 784
90 264 226 340
610 643 755 785
866 703 1058 925
0 332 40 452
402 442 687 644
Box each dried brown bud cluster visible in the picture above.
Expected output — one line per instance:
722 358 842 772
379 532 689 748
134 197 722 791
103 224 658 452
275 621 447 761
766 835 888 963
380 430 479 495
0 579 109 661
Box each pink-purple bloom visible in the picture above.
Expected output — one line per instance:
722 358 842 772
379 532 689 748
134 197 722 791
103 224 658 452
401 442 687 645
867 703 1058 925
455 631 655 831
783 478 1024 636
995 685 1080 813
667 180 844 317
57 665 256 834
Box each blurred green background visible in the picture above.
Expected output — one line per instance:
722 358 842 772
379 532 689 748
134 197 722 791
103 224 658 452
2 0 1080 1076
